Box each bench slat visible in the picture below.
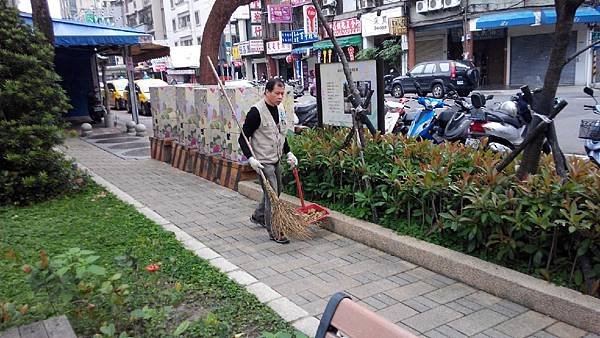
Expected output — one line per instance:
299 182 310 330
43 315 77 338
18 322 49 338
329 299 416 338
0 327 20 338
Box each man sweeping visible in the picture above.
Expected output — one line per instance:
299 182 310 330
239 78 298 244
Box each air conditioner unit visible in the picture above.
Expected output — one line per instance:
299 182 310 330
443 0 460 8
358 0 377 10
428 0 443 11
416 0 428 14
322 7 336 17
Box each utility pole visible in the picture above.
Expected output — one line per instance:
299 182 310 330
462 0 472 61
31 0 55 43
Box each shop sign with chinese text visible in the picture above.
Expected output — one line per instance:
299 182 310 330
238 40 264 56
266 41 292 54
303 5 318 37
268 4 292 23
389 17 408 36
323 18 361 38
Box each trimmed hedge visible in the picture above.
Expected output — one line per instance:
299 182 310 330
285 128 600 296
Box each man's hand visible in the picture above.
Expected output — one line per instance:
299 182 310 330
287 152 298 167
248 157 264 172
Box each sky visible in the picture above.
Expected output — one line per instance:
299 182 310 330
18 0 63 18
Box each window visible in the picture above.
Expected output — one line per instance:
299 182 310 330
439 62 450 72
172 19 176 31
178 13 190 29
180 37 193 46
423 63 436 74
194 11 199 25
455 61 471 70
170 0 173 7
197 37 202 45
175 42 178 46
127 14 136 27
410 64 425 74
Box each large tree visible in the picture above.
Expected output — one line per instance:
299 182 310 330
516 0 584 179
199 0 255 85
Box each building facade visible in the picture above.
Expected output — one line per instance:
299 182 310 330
123 0 167 39
406 0 597 87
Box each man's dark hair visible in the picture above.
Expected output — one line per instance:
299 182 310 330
265 78 285 92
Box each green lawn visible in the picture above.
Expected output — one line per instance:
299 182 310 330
0 182 294 337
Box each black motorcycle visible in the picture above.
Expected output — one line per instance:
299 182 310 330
294 96 318 128
88 92 106 124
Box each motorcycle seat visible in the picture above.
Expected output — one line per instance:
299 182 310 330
486 110 523 128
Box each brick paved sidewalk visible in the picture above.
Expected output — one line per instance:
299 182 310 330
62 137 596 338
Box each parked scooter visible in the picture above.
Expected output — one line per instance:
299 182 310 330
442 92 493 144
384 98 410 135
287 79 304 99
406 95 450 143
581 86 600 166
465 92 531 152
88 92 106 124
294 95 318 128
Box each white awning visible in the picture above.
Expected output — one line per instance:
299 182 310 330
168 45 201 69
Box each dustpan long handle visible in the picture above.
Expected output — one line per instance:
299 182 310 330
206 56 270 189
292 167 306 208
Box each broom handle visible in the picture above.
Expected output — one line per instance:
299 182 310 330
206 57 268 184
292 167 306 208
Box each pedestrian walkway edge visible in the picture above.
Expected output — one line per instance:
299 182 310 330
70 160 320 337
238 181 600 334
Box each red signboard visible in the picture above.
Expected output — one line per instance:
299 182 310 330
323 18 362 38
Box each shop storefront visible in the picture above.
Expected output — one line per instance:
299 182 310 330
237 39 266 80
282 29 319 88
360 6 407 74
313 35 362 63
266 40 293 79
414 21 463 64
473 6 600 86
314 17 363 64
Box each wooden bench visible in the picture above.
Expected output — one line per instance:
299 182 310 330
0 315 76 338
315 292 417 338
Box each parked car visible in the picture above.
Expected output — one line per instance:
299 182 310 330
106 78 128 110
124 78 168 116
390 60 479 99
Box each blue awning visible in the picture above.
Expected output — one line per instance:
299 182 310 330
541 7 600 25
292 46 312 54
476 10 536 30
19 12 151 47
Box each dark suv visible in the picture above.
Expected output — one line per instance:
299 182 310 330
390 60 479 98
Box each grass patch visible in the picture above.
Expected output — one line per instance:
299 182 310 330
0 182 293 337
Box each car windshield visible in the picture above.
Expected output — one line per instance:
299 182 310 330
455 61 473 69
136 79 168 93
112 80 128 91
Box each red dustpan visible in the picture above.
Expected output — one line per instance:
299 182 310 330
292 167 329 224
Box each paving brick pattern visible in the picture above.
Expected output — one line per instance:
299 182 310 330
62 138 594 337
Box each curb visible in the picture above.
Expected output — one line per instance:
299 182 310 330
238 181 600 334
73 162 320 337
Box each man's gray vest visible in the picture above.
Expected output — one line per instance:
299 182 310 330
249 99 288 164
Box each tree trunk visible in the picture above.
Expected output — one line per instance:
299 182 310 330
198 0 255 85
31 0 54 43
516 0 583 179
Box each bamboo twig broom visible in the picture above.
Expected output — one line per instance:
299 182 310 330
206 57 312 239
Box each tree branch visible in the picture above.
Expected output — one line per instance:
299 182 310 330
562 39 600 67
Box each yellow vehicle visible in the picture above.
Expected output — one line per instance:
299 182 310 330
106 78 129 110
123 78 168 116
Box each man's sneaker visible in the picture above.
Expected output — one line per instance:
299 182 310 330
269 233 290 244
250 215 265 227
